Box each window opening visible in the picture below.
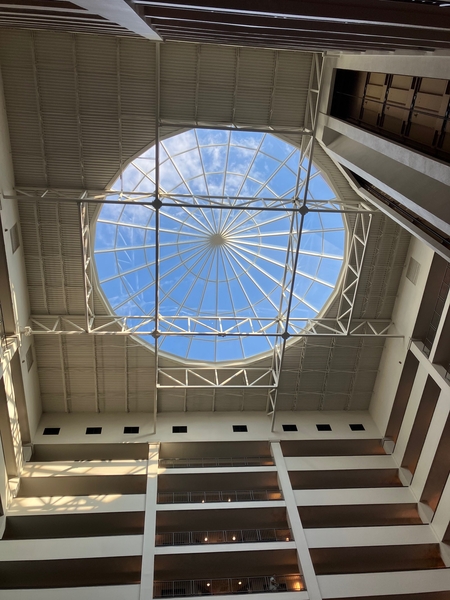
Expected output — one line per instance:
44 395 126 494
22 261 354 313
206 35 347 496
283 424 298 432
316 424 332 431
124 426 140 434
10 223 20 254
25 346 34 372
173 426 187 433
86 427 102 435
43 428 60 436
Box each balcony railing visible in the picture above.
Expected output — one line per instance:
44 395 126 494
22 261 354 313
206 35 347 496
157 490 283 504
159 457 274 469
156 528 293 546
154 575 305 598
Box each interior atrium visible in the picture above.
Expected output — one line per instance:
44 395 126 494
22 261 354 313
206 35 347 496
0 1 450 599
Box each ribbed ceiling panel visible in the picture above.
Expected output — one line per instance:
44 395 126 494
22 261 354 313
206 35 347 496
0 32 312 191
0 30 411 413
0 30 156 189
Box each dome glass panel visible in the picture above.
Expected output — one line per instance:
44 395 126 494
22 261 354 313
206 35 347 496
94 130 345 363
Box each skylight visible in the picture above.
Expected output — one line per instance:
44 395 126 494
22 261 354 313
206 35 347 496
94 129 345 363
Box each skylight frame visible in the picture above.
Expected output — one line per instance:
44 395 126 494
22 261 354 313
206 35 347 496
93 129 347 365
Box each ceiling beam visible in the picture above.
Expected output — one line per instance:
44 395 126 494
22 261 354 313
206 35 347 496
137 0 450 32
141 5 450 47
70 0 161 39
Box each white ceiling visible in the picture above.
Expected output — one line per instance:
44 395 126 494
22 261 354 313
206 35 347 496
0 29 411 414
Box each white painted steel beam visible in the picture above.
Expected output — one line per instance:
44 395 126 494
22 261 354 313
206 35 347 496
25 317 400 338
70 0 161 40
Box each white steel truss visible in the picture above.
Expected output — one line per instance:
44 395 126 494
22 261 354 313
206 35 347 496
25 315 398 338
11 188 375 214
158 367 275 389
79 201 95 332
14 53 402 431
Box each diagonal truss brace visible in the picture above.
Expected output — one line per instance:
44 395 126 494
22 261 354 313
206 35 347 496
157 367 276 389
79 201 95 332
337 212 372 332
25 315 400 338
10 189 375 214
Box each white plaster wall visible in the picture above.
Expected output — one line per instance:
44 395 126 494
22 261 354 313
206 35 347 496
7 493 146 515
318 569 450 599
0 585 141 600
285 455 395 472
0 64 41 437
294 487 415 506
154 541 296 556
140 444 159 600
157 501 286 513
370 236 433 435
305 525 435 549
21 460 147 478
33 410 382 446
0 534 143 561
1 360 23 476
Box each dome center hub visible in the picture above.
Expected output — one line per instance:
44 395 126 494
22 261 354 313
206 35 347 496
209 232 227 247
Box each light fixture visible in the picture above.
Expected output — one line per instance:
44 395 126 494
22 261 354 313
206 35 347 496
286 537 290 541
207 583 210 587
232 536 236 541
238 582 242 586
228 498 231 502
204 537 208 542
202 500 205 503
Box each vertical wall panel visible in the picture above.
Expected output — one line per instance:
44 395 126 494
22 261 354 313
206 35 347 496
401 376 441 476
385 351 420 443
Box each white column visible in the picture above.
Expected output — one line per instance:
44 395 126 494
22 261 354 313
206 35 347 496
429 286 450 363
271 442 322 600
0 440 8 538
392 364 428 483
410 388 450 507
0 362 23 478
140 443 160 600
432 475 450 541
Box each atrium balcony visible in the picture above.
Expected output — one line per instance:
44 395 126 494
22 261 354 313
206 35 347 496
155 528 293 546
154 574 304 598
154 549 304 599
157 471 282 506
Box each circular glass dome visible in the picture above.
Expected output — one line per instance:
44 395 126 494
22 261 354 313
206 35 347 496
94 129 345 363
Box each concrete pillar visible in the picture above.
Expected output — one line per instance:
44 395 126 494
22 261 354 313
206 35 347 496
271 442 321 600
392 365 428 483
0 363 23 478
140 443 160 600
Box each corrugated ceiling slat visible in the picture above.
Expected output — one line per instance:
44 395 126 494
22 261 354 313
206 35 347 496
0 32 412 414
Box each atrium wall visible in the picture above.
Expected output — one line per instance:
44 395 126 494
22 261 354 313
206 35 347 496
0 21 450 600
2 405 450 598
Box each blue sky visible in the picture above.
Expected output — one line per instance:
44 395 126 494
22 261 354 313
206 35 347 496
94 130 345 362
